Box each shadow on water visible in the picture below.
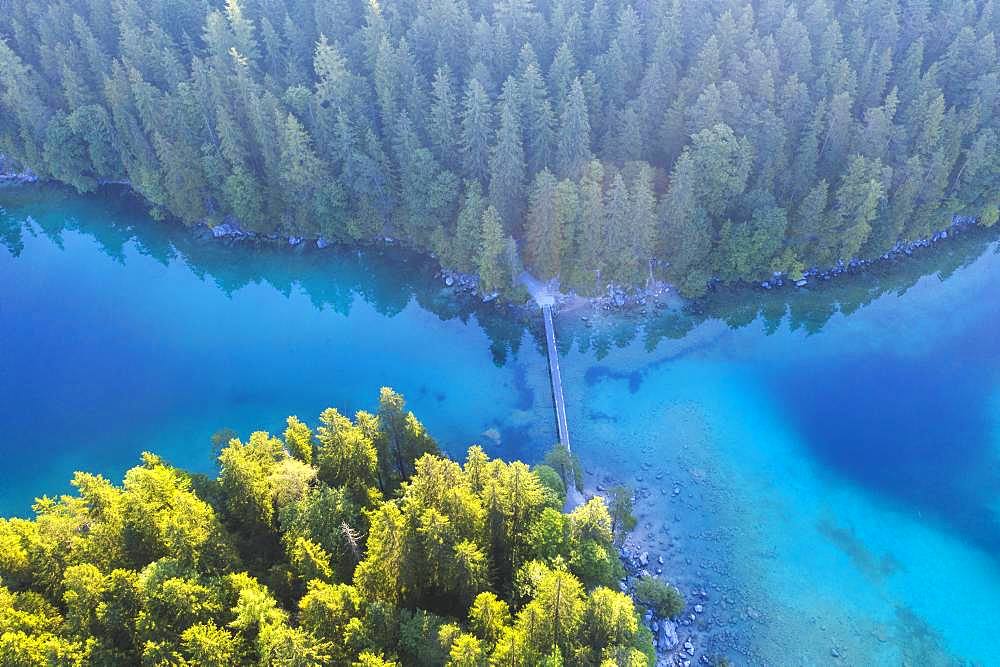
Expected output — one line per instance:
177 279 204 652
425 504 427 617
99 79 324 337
816 516 904 583
0 183 531 367
3 182 999 373
4 183 1000 560
776 353 1000 562
582 330 729 392
557 218 1000 362
555 210 1000 564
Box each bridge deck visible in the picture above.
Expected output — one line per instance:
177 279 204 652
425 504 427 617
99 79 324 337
542 305 570 451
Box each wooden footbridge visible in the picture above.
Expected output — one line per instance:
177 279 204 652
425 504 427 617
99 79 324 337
542 305 571 451
518 272 573 454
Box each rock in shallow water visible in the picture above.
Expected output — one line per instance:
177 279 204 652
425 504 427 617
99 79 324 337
657 620 680 651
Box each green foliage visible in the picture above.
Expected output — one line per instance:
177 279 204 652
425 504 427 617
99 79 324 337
0 389 654 664
533 464 567 507
981 204 999 228
180 621 238 666
634 576 685 618
476 206 511 296
398 609 450 665
376 387 439 487
607 486 637 547
0 388 650 667
544 443 583 493
283 416 313 464
315 408 379 504
1 0 996 296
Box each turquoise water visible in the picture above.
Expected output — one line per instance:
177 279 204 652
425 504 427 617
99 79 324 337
2 184 999 664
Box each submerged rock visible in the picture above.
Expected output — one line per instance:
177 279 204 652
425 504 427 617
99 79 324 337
0 154 39 183
657 620 680 651
211 221 251 239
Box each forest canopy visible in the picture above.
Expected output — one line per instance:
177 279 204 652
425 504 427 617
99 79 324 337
0 388 656 665
1 0 999 295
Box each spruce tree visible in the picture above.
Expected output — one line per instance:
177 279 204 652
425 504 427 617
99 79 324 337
556 78 591 181
519 62 555 176
461 78 493 185
478 206 509 295
489 77 526 230
525 169 561 278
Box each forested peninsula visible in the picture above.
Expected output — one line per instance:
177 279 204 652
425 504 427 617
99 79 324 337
0 389 684 666
1 0 999 297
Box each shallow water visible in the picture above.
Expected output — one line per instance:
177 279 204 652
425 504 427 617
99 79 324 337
2 184 999 664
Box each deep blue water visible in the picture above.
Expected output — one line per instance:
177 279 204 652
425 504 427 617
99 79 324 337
2 183 1000 664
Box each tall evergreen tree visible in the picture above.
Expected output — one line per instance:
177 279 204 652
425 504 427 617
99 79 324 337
519 62 555 176
489 77 526 229
477 206 510 295
460 78 493 185
556 78 591 181
429 66 460 169
524 169 562 278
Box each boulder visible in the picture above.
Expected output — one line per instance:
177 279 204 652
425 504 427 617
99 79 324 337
211 222 241 238
657 620 680 651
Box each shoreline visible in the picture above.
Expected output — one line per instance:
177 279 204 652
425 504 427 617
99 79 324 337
0 177 987 317
582 468 721 667
3 177 995 664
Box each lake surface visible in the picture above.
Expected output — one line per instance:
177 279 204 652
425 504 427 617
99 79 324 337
2 183 999 664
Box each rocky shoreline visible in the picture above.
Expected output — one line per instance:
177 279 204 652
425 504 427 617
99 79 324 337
755 214 980 291
0 155 988 313
0 155 38 184
5 171 982 317
618 539 710 667
202 207 986 319
579 475 723 667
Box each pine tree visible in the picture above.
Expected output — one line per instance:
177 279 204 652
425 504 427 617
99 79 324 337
832 155 889 261
279 112 325 231
429 66 460 169
524 169 561 278
393 113 460 247
461 78 493 184
477 206 509 295
489 77 526 229
603 172 634 285
549 43 578 116
556 78 591 181
519 62 555 176
626 162 658 285
566 160 605 294
454 180 488 273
